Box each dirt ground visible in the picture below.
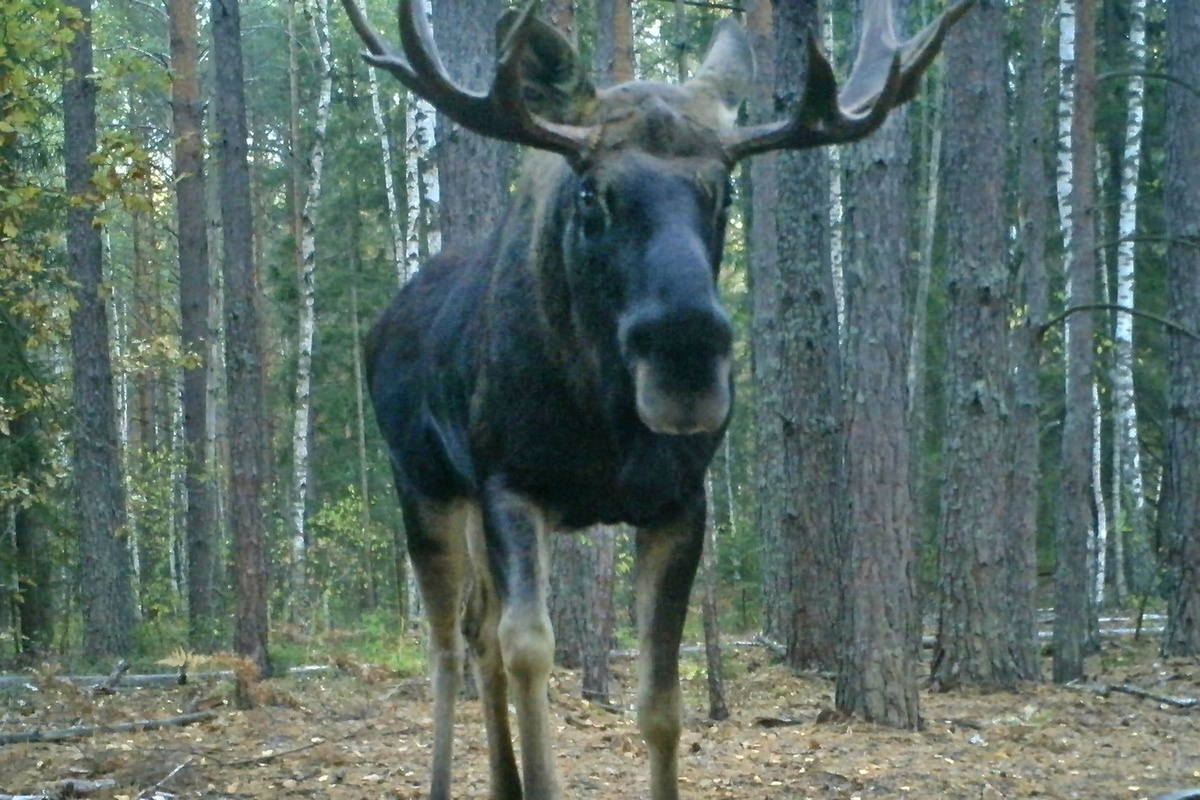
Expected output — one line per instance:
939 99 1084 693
2 639 1198 800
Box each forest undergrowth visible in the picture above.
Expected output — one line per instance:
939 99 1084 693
1 636 1197 799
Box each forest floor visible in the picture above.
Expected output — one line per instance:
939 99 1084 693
1 636 1198 800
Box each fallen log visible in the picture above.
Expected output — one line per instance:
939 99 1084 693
0 710 216 745
0 778 117 799
1065 681 1199 709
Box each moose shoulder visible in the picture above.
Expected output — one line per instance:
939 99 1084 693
346 2 971 799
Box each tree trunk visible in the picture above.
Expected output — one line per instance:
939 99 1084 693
1054 0 1098 685
836 45 918 726
1005 0 1051 683
211 0 271 682
367 66 407 284
932 0 1031 690
11 413 53 656
1111 0 1149 602
747 0 841 670
168 0 217 651
701 476 728 721
429 0 512 249
1160 0 1200 658
288 0 333 625
64 0 137 661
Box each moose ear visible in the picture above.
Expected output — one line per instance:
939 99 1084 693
497 10 597 124
685 19 755 118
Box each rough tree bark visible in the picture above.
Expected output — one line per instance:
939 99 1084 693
933 0 1036 690
64 0 137 660
747 0 841 671
1160 0 1200 658
429 0 512 248
1005 0 1051 683
167 0 217 650
211 0 271 682
1054 0 1098 685
835 0 918 724
837 105 919 727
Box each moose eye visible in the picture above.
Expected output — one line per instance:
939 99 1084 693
576 179 606 234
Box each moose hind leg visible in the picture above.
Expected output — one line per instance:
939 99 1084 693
634 503 705 800
482 478 560 800
404 499 472 800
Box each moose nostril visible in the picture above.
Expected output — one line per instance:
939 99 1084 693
620 302 733 362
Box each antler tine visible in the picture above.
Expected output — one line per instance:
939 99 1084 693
339 0 423 88
390 0 595 161
722 0 973 162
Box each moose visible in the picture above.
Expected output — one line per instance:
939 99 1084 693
345 0 969 797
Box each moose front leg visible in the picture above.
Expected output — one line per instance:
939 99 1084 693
481 477 561 800
634 500 706 800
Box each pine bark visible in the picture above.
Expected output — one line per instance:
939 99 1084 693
1054 0 1098 685
836 0 918 720
933 0 1034 689
1160 0 1200 657
429 0 512 248
747 0 841 670
168 0 217 650
64 0 137 660
211 0 271 681
1005 0 1051 682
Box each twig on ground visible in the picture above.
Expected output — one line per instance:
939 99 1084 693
223 737 328 768
136 756 194 799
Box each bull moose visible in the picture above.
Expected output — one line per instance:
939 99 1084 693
344 0 970 797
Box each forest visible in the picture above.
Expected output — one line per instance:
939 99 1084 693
1 0 1200 796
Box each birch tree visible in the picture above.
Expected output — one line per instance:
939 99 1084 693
367 66 406 283
288 0 334 620
1110 0 1149 603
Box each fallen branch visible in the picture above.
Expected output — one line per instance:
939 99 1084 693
0 710 216 745
91 660 130 696
136 757 194 799
1066 681 1199 709
224 737 327 767
0 665 336 694
0 778 117 799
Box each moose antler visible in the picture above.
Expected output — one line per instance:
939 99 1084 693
339 0 597 161
721 0 974 162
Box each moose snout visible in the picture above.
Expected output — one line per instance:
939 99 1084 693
619 302 734 435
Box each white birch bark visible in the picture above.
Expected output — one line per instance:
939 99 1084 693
405 96 439 279
1111 0 1148 600
1092 381 1107 607
1056 0 1076 258
289 0 333 610
368 66 407 285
